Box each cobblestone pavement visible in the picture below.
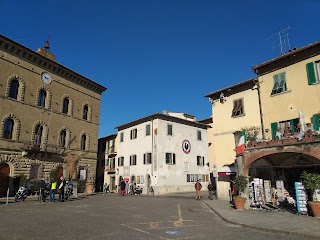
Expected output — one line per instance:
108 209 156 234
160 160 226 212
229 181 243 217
0 193 316 240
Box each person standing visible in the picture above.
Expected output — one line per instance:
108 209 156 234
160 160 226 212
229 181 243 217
207 182 213 200
58 176 66 202
120 179 126 196
50 179 57 203
195 179 202 200
39 177 46 203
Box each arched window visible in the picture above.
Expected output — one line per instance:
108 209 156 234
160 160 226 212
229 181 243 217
83 105 88 120
38 90 47 107
62 98 69 114
34 124 43 146
60 130 67 147
3 119 14 139
9 80 19 99
81 134 86 150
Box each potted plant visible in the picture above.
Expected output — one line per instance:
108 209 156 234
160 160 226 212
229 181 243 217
233 175 248 210
300 171 320 217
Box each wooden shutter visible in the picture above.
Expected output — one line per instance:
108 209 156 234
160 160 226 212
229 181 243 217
271 122 278 140
306 62 317 85
202 157 205 166
166 153 169 164
312 114 320 131
173 154 176 165
143 154 146 164
271 74 280 94
149 153 152 164
118 157 120 166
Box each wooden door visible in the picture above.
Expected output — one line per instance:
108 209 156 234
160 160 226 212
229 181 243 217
0 163 10 197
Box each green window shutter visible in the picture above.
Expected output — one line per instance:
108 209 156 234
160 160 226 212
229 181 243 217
173 154 176 165
271 74 280 95
312 114 320 131
271 122 278 140
306 62 317 85
143 154 146 164
165 153 169 164
118 157 120 166
149 153 152 164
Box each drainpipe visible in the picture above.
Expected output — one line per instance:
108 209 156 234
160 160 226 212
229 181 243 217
252 73 265 140
151 118 154 177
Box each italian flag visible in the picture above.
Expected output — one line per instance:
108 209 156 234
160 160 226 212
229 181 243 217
236 130 246 155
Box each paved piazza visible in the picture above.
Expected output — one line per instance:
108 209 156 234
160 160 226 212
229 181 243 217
0 193 313 240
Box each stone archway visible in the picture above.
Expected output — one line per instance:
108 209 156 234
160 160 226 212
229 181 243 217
0 163 10 197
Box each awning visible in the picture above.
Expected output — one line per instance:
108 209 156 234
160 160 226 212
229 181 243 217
218 164 237 176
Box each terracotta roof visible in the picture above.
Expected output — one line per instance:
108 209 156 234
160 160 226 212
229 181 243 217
252 41 320 72
205 78 256 99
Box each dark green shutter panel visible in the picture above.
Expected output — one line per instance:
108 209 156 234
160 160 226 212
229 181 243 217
312 114 320 131
143 154 146 164
173 154 176 165
118 158 120 166
202 157 205 166
271 122 278 140
166 153 169 164
306 62 317 85
149 153 152 164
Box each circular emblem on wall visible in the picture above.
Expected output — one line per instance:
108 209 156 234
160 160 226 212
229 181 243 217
182 140 191 154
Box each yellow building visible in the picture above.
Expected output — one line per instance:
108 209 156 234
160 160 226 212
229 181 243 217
97 134 117 192
252 42 320 139
206 79 262 200
0 35 106 196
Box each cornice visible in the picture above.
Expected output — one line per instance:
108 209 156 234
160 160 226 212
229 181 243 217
0 34 107 95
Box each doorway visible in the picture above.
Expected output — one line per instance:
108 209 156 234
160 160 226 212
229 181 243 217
0 163 10 197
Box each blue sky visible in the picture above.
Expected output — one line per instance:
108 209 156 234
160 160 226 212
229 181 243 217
1 0 319 138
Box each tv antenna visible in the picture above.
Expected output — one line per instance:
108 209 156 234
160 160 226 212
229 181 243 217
268 27 291 55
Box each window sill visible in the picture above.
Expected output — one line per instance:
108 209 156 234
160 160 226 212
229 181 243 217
270 89 291 97
232 114 246 119
166 163 175 165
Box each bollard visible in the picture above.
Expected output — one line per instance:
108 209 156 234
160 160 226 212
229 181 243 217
6 188 9 205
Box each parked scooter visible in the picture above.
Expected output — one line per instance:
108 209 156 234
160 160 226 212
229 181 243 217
15 185 30 202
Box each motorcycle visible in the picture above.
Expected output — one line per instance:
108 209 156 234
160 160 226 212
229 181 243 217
15 185 30 202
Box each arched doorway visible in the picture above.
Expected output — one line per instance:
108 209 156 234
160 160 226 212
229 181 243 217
55 166 63 193
0 163 10 197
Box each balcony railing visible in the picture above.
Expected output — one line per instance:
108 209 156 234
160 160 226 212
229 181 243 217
22 141 63 154
247 132 320 149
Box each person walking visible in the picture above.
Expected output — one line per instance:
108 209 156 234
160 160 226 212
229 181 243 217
195 179 202 200
207 182 214 200
58 176 66 202
50 179 57 203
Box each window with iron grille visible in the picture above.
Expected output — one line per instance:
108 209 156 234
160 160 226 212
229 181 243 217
231 99 244 117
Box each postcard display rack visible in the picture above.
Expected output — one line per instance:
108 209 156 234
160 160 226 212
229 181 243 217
295 182 308 215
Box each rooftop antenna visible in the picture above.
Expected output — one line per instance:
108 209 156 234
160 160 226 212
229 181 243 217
267 27 291 55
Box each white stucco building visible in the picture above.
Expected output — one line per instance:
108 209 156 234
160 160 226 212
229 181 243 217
115 112 210 195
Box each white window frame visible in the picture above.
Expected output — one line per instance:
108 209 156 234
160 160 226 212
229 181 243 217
197 156 205 166
120 132 124 142
118 156 124 167
197 130 202 141
130 155 137 166
130 128 137 139
167 124 173 136
165 152 176 165
146 124 151 136
144 153 152 164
